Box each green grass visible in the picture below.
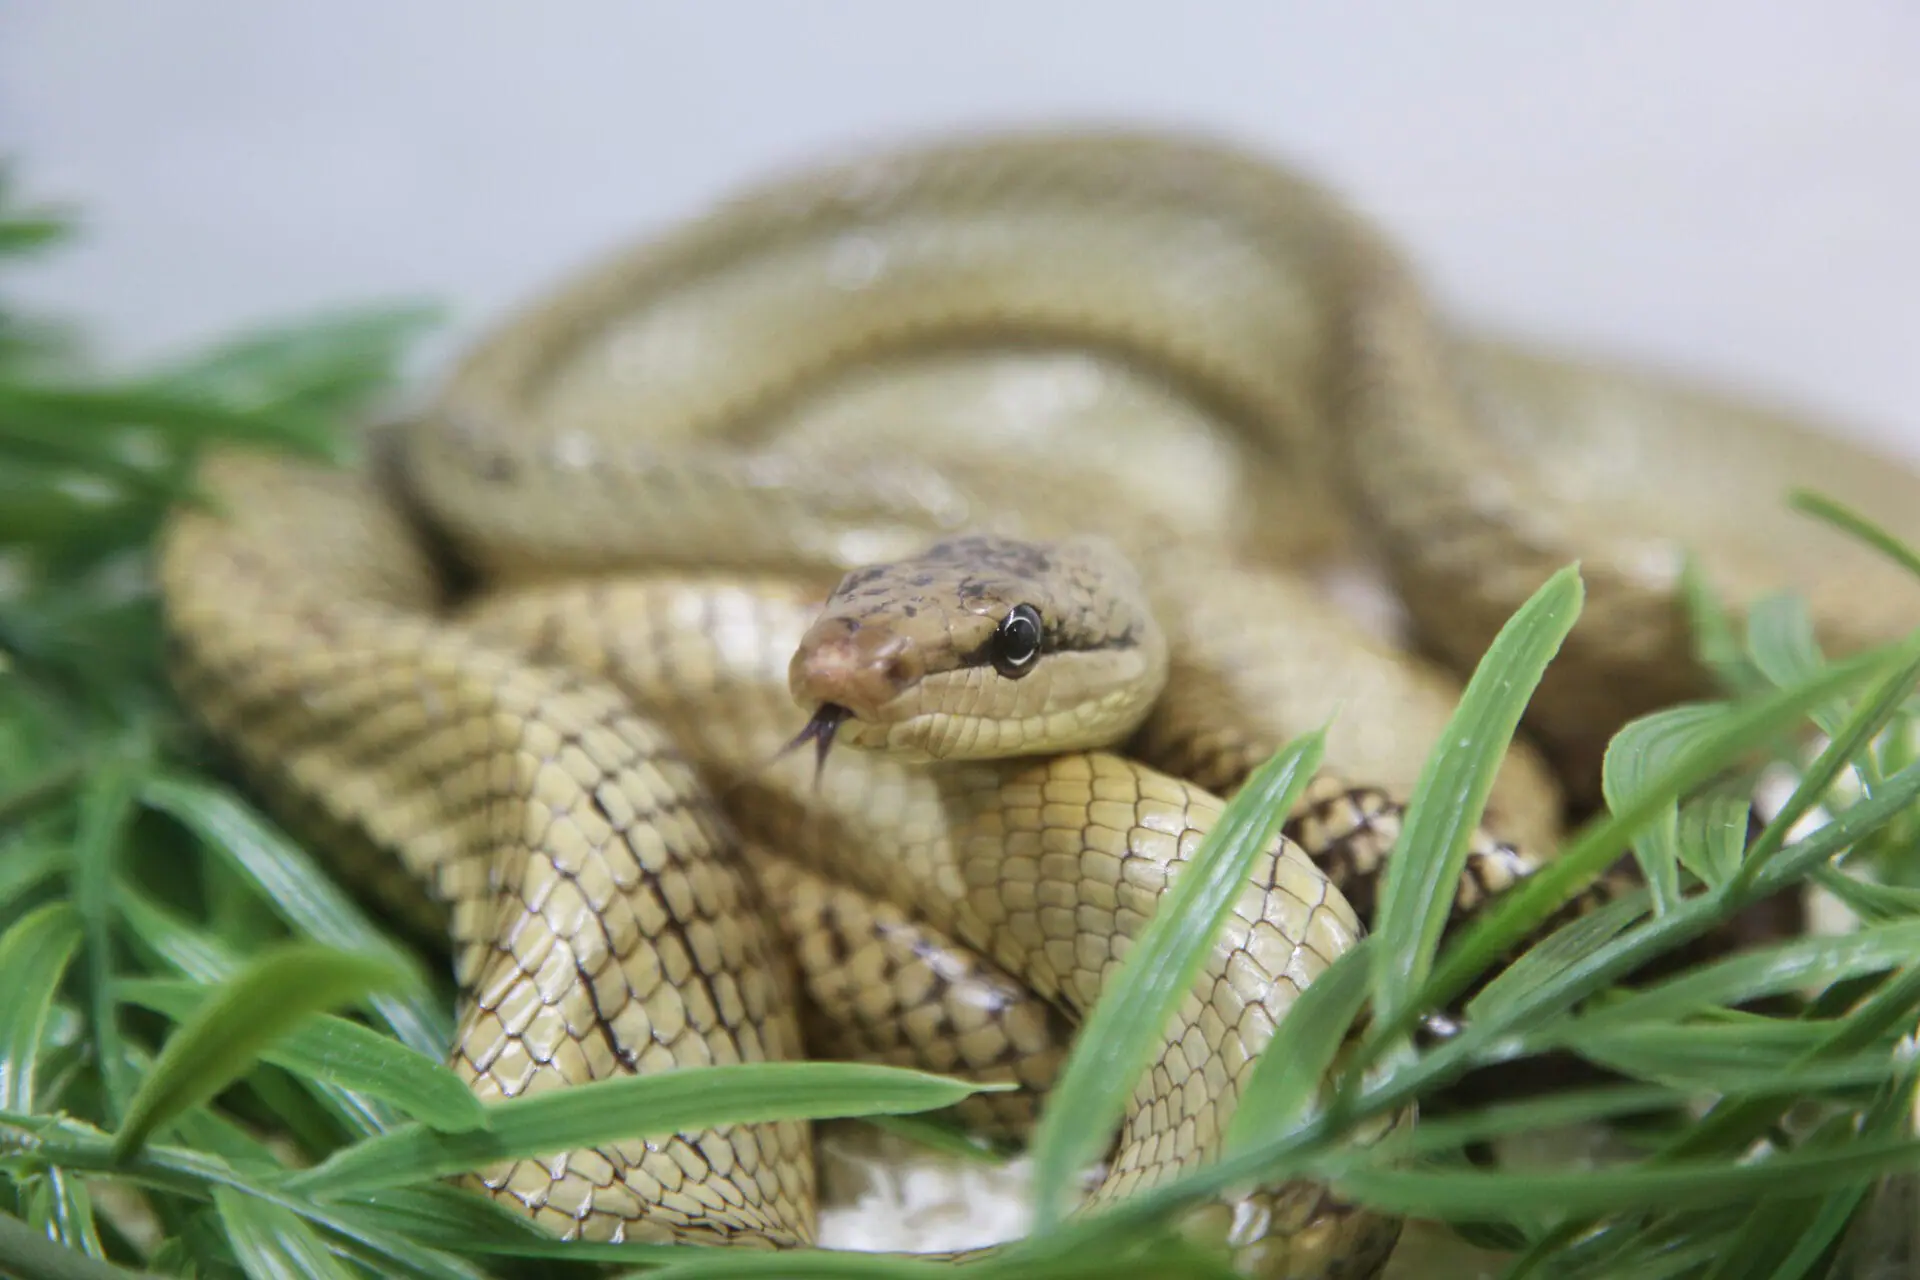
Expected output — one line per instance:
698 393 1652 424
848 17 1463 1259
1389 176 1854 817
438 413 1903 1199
6 175 1920 1280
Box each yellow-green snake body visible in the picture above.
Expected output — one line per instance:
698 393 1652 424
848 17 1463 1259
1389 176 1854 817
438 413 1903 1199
157 128 1920 1278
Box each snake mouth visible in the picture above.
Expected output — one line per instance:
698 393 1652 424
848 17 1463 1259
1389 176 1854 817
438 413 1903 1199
781 702 852 782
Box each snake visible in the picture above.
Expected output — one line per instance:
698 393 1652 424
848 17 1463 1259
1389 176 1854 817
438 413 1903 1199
154 128 1920 1278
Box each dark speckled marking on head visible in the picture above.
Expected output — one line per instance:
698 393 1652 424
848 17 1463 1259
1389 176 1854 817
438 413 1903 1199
804 534 1137 677
786 532 1170 764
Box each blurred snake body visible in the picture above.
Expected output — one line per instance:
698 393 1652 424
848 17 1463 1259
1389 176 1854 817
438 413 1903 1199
157 130 1920 1278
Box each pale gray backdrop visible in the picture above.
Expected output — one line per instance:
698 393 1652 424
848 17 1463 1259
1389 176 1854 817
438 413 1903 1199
2 3 1914 452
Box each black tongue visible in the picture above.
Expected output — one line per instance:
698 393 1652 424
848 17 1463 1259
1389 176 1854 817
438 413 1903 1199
778 703 851 787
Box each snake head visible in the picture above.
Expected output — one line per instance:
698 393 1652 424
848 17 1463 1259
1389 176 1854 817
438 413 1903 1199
787 534 1168 765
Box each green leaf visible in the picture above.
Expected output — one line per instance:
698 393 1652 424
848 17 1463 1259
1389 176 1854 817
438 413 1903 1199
968 1242 1247 1280
147 304 438 422
1572 918 1920 1030
1023 728 1326 1232
117 978 484 1134
641 1241 1238 1280
1 1111 490 1280
33 1166 106 1260
1678 790 1752 889
109 943 416 1163
0 760 85 839
1602 705 1724 907
1694 1112 1870 1280
1809 867 1920 923
140 775 451 1055
71 759 141 1123
1746 594 1839 734
0 212 72 258
1326 1136 1920 1220
865 1112 1007 1164
1791 489 1920 582
0 902 81 1112
1224 938 1373 1153
610 1250 962 1279
1361 1082 1697 1162
1414 642 1898 1026
317 1185 675 1264
0 841 64 906
1372 565 1582 1025
1464 890 1647 1023
1655 968 1920 1164
1558 1029 1898 1095
214 1186 356 1280
1759 1180 1874 1280
1736 635 1920 888
286 1062 1004 1198
1681 556 1766 696
0 1206 157 1280
0 381 335 457
116 888 247 984
115 894 406 1142
1566 1231 1732 1280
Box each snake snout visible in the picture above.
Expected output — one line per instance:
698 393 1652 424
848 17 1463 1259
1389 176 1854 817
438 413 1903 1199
788 617 925 721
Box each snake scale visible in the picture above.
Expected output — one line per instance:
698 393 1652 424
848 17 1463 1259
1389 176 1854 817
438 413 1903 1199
157 129 1920 1277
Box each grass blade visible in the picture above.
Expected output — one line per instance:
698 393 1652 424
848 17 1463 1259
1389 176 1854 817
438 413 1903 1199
1761 1180 1874 1280
1570 918 1920 1030
214 1186 357 1280
70 759 140 1123
1326 1136 1920 1220
1602 705 1724 906
140 775 451 1055
0 902 81 1112
3 1112 489 1279
1736 635 1920 887
606 1250 961 1279
864 1113 1006 1164
33 1166 105 1260
0 208 73 257
120 880 409 1141
116 888 247 984
286 1062 1003 1198
117 978 484 1133
1559 1034 1898 1095
1023 728 1326 1232
1746 594 1839 734
109 943 416 1163
1224 938 1373 1153
0 761 86 839
1412 643 1898 1028
0 381 336 457
1812 867 1920 923
1363 1082 1695 1161
1681 556 1766 696
320 1185 676 1264
1791 489 1920 582
0 1207 158 1280
0 843 64 908
1372 565 1582 1026
1677 789 1752 889
1463 890 1647 1023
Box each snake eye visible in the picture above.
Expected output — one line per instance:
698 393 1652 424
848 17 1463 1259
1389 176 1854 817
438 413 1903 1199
991 603 1044 679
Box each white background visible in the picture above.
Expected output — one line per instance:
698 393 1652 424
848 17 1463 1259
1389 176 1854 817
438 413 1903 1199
2 3 1915 452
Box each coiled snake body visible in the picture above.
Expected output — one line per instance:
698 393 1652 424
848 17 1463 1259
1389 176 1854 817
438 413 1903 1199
157 130 1920 1278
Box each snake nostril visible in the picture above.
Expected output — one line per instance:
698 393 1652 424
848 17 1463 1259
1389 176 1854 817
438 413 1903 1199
789 621 922 717
871 634 923 695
